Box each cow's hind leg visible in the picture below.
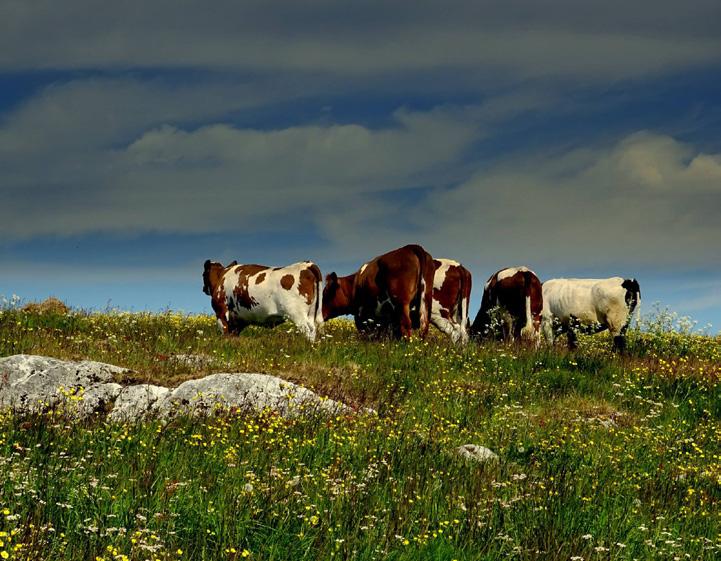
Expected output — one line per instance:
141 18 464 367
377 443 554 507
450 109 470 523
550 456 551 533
399 302 413 339
563 319 578 350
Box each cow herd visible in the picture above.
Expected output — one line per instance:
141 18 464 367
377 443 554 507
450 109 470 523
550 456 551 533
202 244 641 351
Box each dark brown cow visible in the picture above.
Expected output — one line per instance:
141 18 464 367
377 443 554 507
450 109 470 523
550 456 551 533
203 259 323 341
471 266 543 345
431 258 473 344
322 244 435 339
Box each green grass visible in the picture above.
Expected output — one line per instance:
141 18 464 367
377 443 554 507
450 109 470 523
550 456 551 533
0 306 720 560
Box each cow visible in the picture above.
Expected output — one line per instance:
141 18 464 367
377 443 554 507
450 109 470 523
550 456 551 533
202 259 323 341
322 244 435 339
541 277 640 352
431 258 472 344
470 266 543 345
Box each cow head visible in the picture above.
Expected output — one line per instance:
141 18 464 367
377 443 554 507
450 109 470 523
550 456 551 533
322 272 355 320
203 259 227 296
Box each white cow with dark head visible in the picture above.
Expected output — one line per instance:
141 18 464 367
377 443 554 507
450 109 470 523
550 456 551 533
541 277 640 352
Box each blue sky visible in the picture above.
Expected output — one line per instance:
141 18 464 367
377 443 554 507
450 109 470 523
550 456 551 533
1 1 721 331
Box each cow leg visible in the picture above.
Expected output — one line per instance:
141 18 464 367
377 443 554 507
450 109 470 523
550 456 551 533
433 316 465 344
612 335 627 353
399 302 413 339
417 292 432 339
607 310 631 354
228 319 247 335
299 320 317 342
561 320 578 350
566 328 578 349
502 313 514 343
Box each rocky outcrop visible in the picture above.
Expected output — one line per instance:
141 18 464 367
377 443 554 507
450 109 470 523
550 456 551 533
0 355 347 421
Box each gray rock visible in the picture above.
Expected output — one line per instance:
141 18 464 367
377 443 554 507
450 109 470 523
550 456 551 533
152 372 347 418
108 384 170 422
456 444 499 463
0 354 127 415
0 355 348 420
168 354 214 368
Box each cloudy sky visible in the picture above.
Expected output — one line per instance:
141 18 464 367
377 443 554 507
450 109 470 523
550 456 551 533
1 1 721 330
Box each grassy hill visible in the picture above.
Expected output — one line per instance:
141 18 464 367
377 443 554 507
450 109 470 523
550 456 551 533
0 305 719 560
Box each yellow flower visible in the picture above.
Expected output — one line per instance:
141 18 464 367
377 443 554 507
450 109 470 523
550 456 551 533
241 551 251 558
1 552 8 559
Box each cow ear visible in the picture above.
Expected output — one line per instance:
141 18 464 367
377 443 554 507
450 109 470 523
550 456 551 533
327 272 338 283
229 260 238 267
204 259 212 270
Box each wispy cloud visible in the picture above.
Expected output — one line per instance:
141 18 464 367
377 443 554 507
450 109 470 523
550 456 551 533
2 1 720 82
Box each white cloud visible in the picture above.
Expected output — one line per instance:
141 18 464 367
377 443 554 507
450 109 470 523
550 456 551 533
393 131 721 270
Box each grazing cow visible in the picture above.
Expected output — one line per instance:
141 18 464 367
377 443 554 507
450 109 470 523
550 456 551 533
202 259 323 341
541 277 640 352
431 258 472 344
471 267 543 345
322 244 435 339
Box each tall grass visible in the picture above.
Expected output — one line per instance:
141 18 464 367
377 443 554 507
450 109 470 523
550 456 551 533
0 303 719 560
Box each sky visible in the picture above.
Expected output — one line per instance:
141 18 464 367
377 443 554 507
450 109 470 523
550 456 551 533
1 1 721 331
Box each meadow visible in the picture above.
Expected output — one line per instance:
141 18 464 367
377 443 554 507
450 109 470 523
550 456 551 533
0 301 719 560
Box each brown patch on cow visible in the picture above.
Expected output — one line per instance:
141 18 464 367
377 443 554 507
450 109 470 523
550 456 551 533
232 264 268 309
280 274 295 290
298 264 321 305
255 272 266 284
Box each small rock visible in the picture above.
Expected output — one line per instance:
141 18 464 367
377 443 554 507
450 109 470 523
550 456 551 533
168 354 214 368
456 444 499 463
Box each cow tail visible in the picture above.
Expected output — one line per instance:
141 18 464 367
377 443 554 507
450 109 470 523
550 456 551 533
519 270 535 341
309 263 324 329
458 267 472 342
407 244 433 333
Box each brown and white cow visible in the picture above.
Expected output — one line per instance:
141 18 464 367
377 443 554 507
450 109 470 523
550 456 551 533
322 244 435 339
471 266 543 345
431 258 472 344
202 259 323 341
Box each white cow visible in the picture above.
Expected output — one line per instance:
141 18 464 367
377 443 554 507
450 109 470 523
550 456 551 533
203 260 323 341
430 258 472 344
541 277 640 352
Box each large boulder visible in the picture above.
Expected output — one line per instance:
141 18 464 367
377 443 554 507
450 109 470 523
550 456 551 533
0 355 347 420
152 372 347 418
0 354 125 416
